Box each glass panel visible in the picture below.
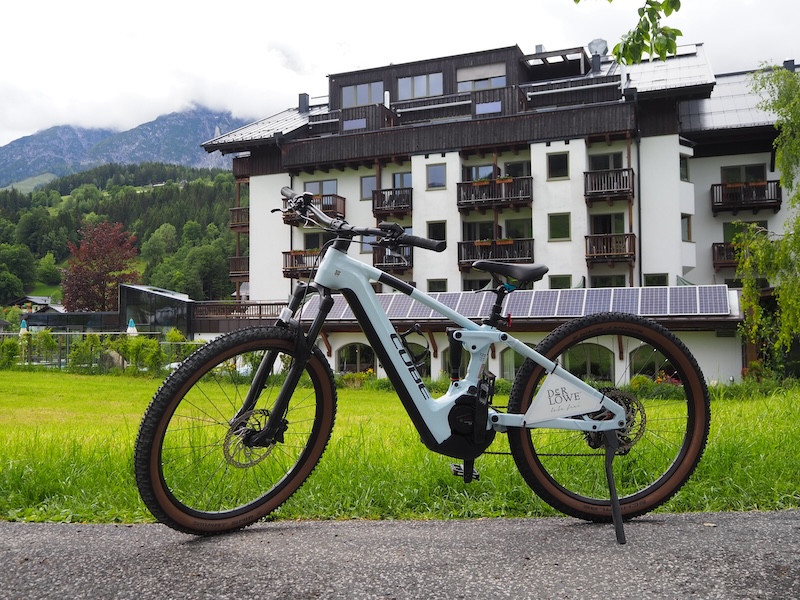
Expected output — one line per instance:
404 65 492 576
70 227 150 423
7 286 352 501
548 153 569 178
549 213 570 240
398 77 412 101
361 176 376 200
426 164 446 189
393 172 412 188
429 72 443 96
550 275 572 289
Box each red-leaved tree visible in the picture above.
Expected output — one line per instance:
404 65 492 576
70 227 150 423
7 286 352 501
62 222 139 312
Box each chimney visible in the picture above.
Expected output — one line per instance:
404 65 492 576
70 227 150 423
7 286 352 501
298 93 310 113
535 44 546 54
592 54 601 74
784 59 796 72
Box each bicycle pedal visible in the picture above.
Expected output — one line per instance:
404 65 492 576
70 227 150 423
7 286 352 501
450 463 480 482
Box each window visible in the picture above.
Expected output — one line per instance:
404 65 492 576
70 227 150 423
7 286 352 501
463 278 491 291
457 64 507 92
397 72 443 100
589 152 623 171
361 175 377 201
721 164 766 183
428 279 447 292
476 101 502 115
393 172 412 188
343 118 367 131
549 275 572 289
465 164 494 181
680 155 690 182
341 81 384 108
681 214 692 242
591 213 624 235
464 221 497 241
426 164 446 189
505 218 531 239
360 234 377 254
723 220 767 242
547 153 569 179
644 274 668 286
304 179 337 196
548 213 570 241
428 222 446 241
505 161 531 178
304 231 335 250
591 274 626 288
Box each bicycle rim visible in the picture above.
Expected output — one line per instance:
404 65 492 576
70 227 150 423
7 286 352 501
508 312 710 521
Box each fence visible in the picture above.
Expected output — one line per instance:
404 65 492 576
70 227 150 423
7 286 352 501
0 331 204 374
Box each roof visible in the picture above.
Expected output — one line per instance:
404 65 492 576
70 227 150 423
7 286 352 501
680 71 776 132
202 103 329 154
619 44 716 95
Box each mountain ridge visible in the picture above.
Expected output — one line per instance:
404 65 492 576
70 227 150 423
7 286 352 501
0 105 250 188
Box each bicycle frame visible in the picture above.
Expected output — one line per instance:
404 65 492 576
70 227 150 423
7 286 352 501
282 243 626 459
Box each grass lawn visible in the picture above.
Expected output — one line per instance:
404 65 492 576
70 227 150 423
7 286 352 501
0 371 798 524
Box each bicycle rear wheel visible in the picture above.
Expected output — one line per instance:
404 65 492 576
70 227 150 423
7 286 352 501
508 312 710 522
134 326 336 535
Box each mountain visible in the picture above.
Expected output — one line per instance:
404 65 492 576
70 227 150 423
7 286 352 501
0 106 250 188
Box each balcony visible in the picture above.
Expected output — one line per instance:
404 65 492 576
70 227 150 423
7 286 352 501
229 256 249 281
373 187 412 218
283 194 346 225
457 238 535 271
712 242 738 270
230 206 249 232
585 233 636 266
711 181 782 215
373 246 413 274
584 169 635 206
456 177 533 214
282 250 323 279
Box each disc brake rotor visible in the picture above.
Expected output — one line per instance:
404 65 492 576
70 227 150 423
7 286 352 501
223 409 274 468
585 389 647 454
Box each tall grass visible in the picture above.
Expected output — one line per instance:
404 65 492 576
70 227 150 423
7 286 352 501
0 371 797 523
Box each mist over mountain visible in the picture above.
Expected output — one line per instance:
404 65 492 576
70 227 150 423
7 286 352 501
0 106 249 188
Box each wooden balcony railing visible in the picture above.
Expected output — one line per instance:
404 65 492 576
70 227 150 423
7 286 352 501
230 206 249 232
457 238 535 270
229 256 249 280
456 177 533 213
282 249 323 278
585 233 637 264
373 187 412 218
283 194 346 224
373 245 413 273
712 242 738 270
584 168 634 205
193 301 288 320
711 181 782 215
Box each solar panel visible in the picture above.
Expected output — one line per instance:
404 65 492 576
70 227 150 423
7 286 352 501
504 290 534 318
669 286 698 315
455 292 486 317
328 295 350 319
386 294 413 320
698 285 730 315
298 295 320 320
556 289 586 317
408 294 435 319
611 288 639 313
640 287 669 315
530 290 559 317
584 288 612 314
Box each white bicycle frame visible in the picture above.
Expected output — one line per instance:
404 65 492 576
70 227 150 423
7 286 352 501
302 244 626 448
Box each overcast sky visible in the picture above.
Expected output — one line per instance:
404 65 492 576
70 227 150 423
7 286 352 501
1 0 796 147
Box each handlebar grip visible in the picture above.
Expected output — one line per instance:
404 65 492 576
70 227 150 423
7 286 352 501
281 186 298 199
403 235 446 252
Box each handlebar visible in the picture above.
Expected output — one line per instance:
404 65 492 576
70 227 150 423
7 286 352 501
280 186 446 253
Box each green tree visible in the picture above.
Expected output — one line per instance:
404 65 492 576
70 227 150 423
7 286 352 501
61 222 139 312
574 0 682 64
735 64 800 360
37 252 62 286
0 243 36 288
0 266 23 305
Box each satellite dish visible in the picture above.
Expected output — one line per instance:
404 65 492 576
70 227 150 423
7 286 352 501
588 38 608 56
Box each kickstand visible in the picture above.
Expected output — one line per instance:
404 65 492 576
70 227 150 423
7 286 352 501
603 431 627 545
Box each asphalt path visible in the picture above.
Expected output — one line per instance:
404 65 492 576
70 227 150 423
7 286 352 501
2 510 798 599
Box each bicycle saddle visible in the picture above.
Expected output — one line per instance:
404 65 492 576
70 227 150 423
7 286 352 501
472 260 549 284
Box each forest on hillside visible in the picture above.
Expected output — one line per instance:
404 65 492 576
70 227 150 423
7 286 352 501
0 163 249 306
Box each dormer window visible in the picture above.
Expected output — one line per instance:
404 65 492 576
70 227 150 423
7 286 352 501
398 72 443 100
342 81 384 108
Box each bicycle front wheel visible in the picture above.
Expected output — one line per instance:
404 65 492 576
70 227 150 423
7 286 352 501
134 325 336 535
508 312 710 522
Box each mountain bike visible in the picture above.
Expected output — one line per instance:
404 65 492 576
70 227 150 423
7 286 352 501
134 187 710 543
